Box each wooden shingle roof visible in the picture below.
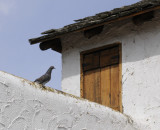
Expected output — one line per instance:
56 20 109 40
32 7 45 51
29 0 160 47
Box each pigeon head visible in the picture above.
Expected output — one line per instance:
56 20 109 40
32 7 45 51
45 66 55 75
50 66 55 70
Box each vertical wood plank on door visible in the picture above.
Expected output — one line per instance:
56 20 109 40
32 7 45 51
94 69 101 103
83 69 101 103
101 67 111 107
83 52 99 71
80 53 84 98
81 43 122 112
83 70 94 102
111 64 119 111
118 44 122 112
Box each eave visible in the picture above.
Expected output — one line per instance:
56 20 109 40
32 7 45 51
29 0 160 53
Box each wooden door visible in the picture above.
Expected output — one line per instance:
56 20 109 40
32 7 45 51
81 43 122 112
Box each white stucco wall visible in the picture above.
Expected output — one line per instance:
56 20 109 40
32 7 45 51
0 71 142 130
61 10 160 129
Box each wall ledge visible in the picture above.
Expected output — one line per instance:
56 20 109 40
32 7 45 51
0 70 147 130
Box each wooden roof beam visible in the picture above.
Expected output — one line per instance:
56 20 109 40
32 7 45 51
39 38 62 53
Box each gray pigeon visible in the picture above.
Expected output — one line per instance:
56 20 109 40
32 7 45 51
34 66 55 86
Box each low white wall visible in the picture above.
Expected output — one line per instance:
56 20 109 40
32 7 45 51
0 71 142 130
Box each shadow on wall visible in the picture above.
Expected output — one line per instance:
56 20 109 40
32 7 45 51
62 10 160 79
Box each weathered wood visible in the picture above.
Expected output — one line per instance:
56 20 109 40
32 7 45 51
132 11 154 25
39 38 62 53
84 25 104 39
83 70 95 102
101 67 111 107
29 2 160 45
83 52 100 72
100 46 119 67
119 44 122 113
80 53 84 98
94 69 101 103
83 69 100 103
111 64 119 111
81 43 122 112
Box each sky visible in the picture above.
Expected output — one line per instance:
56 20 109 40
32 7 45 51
0 0 140 90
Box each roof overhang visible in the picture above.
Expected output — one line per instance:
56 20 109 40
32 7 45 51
29 0 160 53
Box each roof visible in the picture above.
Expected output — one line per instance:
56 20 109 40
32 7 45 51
29 0 160 45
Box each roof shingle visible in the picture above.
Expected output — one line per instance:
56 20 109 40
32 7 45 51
29 0 160 44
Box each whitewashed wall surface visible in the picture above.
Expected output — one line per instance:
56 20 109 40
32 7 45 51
61 10 160 130
0 71 144 130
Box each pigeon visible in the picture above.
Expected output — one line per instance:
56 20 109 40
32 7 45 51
34 66 55 87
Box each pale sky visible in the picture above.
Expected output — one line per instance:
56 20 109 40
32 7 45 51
0 0 140 90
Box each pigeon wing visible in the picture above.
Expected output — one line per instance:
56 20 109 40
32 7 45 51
34 74 50 84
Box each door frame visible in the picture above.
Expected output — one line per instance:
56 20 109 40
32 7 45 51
80 42 122 112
